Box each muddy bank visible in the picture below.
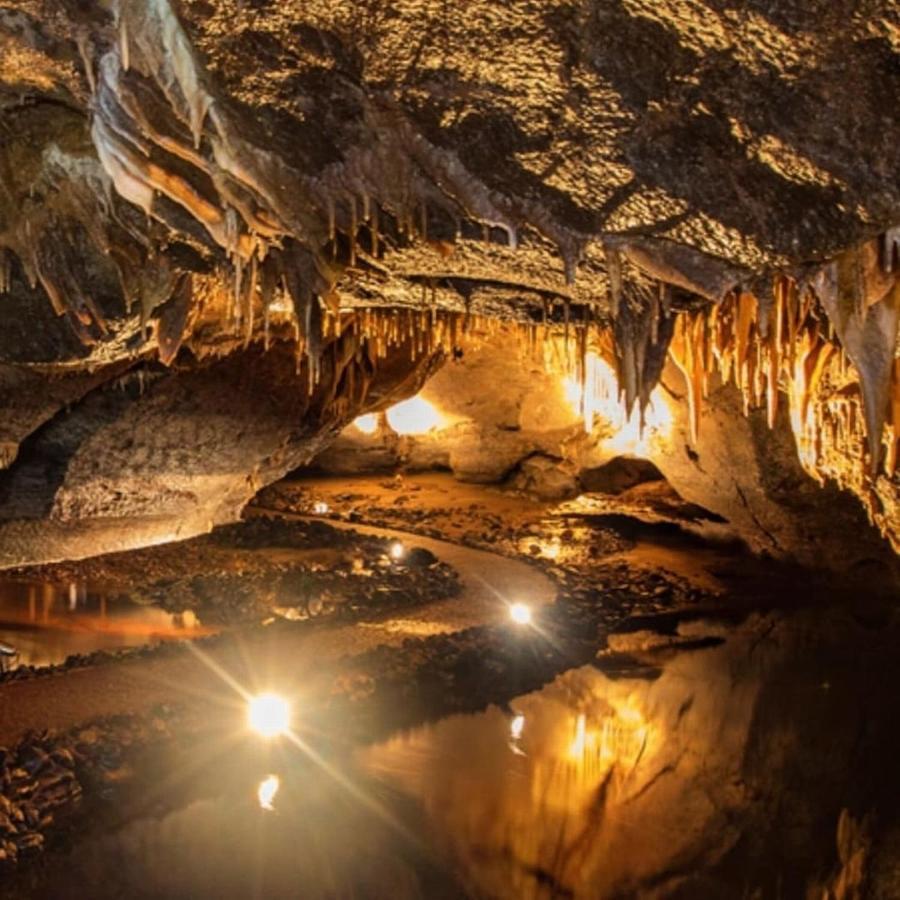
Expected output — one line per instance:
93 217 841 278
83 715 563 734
8 519 461 627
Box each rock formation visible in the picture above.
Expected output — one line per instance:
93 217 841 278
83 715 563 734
0 0 898 566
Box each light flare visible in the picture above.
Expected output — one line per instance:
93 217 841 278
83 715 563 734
509 603 533 626
385 395 444 435
248 693 291 738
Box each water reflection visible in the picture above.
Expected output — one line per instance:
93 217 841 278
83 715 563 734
362 609 900 898
5 757 463 900
257 774 280 811
0 578 208 668
10 607 900 898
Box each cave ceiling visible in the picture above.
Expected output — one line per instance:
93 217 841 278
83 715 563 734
0 0 898 565
0 0 897 363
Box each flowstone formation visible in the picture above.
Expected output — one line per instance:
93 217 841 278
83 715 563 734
0 0 898 564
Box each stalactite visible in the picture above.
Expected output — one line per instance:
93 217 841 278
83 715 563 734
612 285 677 423
604 245 623 317
0 249 10 294
643 253 898 553
812 244 900 475
157 274 193 365
885 358 900 478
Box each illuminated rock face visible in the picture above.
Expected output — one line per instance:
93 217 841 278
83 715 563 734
0 337 439 568
312 332 585 483
315 326 898 573
0 1 897 561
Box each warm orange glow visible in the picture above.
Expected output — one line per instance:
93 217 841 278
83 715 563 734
389 541 406 561
564 352 673 455
386 396 444 435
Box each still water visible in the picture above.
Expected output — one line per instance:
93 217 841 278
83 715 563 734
0 579 206 668
8 607 900 898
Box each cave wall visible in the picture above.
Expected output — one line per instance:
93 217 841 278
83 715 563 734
311 334 586 485
0 339 439 569
651 366 898 571
312 328 898 575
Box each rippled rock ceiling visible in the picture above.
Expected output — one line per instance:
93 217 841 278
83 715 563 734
0 0 898 565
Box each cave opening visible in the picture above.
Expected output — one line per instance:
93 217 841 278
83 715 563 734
0 1 898 896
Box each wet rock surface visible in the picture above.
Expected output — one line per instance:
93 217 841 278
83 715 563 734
0 516 461 686
0 708 186 871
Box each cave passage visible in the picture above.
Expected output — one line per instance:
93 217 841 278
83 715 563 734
0 1 898 897
0 461 895 898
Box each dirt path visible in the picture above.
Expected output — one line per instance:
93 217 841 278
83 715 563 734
0 517 556 746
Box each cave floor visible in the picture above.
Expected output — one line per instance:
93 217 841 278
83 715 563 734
0 472 890 893
0 471 868 748
254 471 845 608
0 517 555 747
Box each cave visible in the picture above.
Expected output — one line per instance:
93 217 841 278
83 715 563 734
0 2 898 897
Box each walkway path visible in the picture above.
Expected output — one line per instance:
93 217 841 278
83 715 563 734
0 514 556 745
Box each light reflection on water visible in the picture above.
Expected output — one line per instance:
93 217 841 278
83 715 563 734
9 608 900 899
0 579 208 668
360 609 900 898
257 774 280 811
361 666 659 899
6 756 463 900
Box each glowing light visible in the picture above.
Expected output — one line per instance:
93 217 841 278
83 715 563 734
510 714 525 740
385 396 443 435
541 540 561 560
389 541 406 561
257 774 280 811
248 693 291 738
562 376 583 414
352 413 378 435
569 713 588 758
509 603 533 626
562 352 673 454
312 501 330 515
